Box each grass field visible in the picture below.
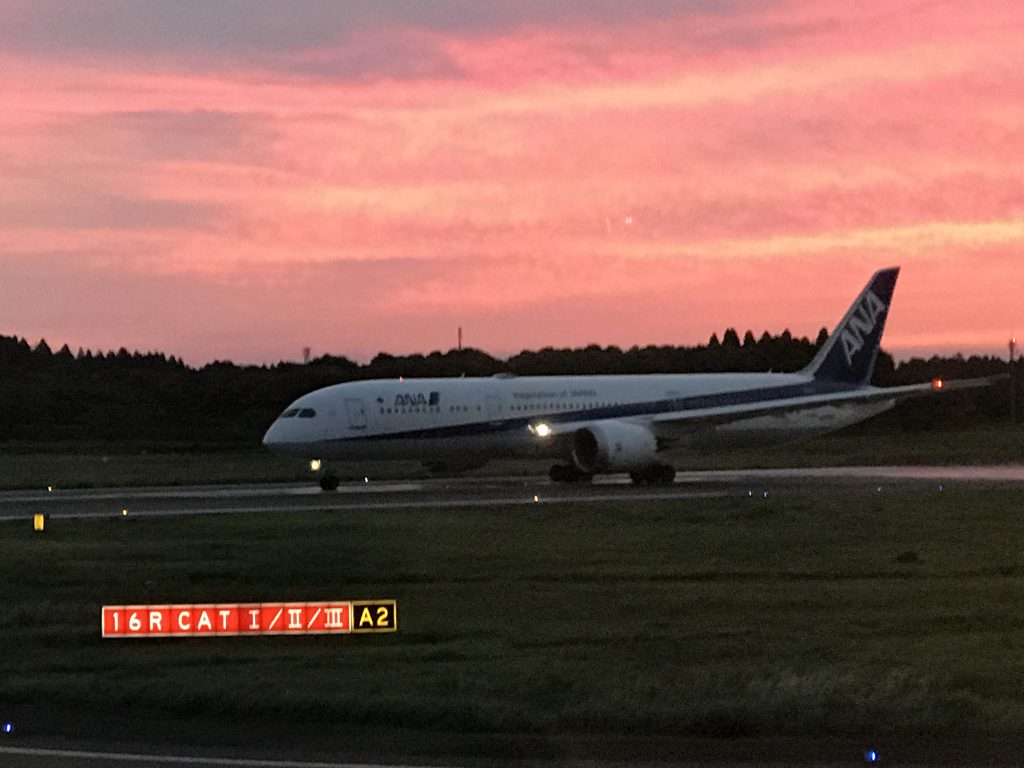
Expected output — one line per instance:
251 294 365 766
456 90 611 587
3 486 1024 758
1 423 1023 490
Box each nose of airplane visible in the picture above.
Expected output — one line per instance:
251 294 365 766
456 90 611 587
262 420 282 448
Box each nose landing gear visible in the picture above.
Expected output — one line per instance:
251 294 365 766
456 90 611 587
309 460 340 491
318 474 340 491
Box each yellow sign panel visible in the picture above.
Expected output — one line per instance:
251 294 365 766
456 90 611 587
351 600 398 633
33 514 47 532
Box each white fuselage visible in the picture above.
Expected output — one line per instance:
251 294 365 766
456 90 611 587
261 372 891 465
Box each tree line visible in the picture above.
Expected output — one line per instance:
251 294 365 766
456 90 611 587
0 330 1015 446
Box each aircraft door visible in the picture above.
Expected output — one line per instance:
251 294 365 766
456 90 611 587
485 395 503 423
345 398 368 429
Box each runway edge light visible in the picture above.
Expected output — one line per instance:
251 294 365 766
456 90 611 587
33 513 47 532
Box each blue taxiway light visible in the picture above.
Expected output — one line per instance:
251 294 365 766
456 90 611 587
864 749 879 763
2 722 13 734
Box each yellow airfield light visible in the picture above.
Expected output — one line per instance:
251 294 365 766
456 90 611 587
121 508 128 517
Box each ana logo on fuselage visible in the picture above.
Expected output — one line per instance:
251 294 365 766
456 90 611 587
840 289 887 366
394 391 440 408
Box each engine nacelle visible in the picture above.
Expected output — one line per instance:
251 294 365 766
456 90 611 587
571 421 658 473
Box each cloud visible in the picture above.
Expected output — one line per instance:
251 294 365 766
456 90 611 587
0 191 214 232
0 0 1021 362
0 1 754 56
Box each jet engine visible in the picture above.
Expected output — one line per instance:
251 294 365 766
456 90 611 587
571 421 659 473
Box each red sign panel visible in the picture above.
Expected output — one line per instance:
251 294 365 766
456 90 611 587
101 601 361 638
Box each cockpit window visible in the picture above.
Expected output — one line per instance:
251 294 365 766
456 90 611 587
298 408 316 418
280 408 300 419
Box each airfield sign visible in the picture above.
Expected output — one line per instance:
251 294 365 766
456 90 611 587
101 600 397 638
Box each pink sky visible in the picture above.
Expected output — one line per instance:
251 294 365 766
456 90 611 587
0 0 1020 364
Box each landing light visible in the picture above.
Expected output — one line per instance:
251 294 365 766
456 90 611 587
531 423 552 438
309 459 323 472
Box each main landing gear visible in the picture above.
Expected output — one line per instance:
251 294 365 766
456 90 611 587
629 464 676 486
549 464 593 483
548 463 676 485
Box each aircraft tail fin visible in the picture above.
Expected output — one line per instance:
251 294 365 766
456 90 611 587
802 267 900 386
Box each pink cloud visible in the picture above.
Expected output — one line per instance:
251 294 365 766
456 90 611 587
0 0 1021 363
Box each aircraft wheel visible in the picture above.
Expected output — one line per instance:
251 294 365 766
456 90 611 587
549 464 570 482
630 464 675 485
655 464 676 484
549 464 593 483
319 474 340 491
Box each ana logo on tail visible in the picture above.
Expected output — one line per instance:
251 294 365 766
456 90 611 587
840 289 887 366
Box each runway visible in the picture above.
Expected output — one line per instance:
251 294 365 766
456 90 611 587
0 746 423 768
2 465 1023 522
0 743 920 768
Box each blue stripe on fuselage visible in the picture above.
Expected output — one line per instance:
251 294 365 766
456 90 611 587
317 378 859 447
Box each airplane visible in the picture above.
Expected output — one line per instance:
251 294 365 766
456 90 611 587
263 267 993 489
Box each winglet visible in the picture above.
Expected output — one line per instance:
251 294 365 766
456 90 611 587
802 267 900 385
